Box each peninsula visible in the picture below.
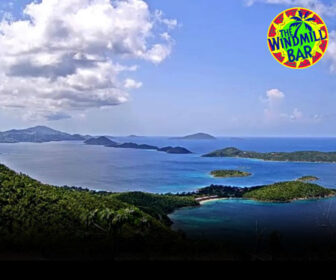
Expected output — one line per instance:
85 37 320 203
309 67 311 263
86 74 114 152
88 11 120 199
190 181 335 203
242 181 334 202
84 137 192 154
203 147 336 163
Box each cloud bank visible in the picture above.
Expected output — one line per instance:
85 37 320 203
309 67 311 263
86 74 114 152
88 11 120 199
0 0 176 120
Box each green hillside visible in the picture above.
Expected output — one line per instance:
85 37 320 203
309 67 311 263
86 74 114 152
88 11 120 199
243 181 335 202
0 164 197 259
203 147 336 163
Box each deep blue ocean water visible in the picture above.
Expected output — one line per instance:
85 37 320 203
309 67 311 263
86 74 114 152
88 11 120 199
169 197 336 248
1 137 336 193
1 137 336 243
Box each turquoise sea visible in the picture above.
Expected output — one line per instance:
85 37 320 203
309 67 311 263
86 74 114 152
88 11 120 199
1 137 336 192
169 198 336 249
1 137 336 244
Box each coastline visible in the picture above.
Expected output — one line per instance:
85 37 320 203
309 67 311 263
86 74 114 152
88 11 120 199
243 193 336 204
198 197 229 204
210 174 251 178
196 193 336 205
197 195 336 206
205 156 336 164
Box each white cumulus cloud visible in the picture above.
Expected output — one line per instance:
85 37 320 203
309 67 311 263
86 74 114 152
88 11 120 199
124 78 143 89
262 89 306 122
0 0 176 120
264 88 285 106
262 89 285 121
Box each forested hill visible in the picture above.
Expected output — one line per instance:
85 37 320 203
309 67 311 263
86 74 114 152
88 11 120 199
0 164 197 259
203 147 336 163
0 126 86 143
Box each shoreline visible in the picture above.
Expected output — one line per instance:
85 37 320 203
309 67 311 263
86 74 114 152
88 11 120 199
204 156 336 164
199 198 222 204
196 193 336 205
210 174 251 178
198 197 231 204
246 193 336 204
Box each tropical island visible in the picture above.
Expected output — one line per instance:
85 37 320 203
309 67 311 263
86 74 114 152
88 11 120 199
158 146 192 154
84 136 192 154
116 142 158 150
203 147 336 163
296 176 319 182
210 169 251 178
0 125 193 157
0 126 88 143
171 132 216 140
84 136 118 146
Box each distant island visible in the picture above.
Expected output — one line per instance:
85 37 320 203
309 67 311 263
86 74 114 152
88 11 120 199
84 136 118 146
0 126 87 143
158 146 192 154
210 169 251 178
84 137 192 154
296 176 319 182
116 142 158 150
191 181 335 203
203 147 336 163
171 132 216 140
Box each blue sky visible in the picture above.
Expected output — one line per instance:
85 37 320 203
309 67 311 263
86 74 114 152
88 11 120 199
0 0 336 136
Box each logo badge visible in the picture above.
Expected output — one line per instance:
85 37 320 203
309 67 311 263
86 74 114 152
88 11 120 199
267 7 329 69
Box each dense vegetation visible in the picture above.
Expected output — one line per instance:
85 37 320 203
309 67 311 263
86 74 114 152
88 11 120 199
185 182 335 203
296 176 319 182
203 147 336 163
243 181 335 202
113 192 197 225
0 164 198 259
210 169 251 178
1 163 336 260
194 185 252 198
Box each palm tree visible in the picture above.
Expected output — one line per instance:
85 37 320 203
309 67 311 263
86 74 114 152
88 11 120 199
289 10 315 37
97 208 115 234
